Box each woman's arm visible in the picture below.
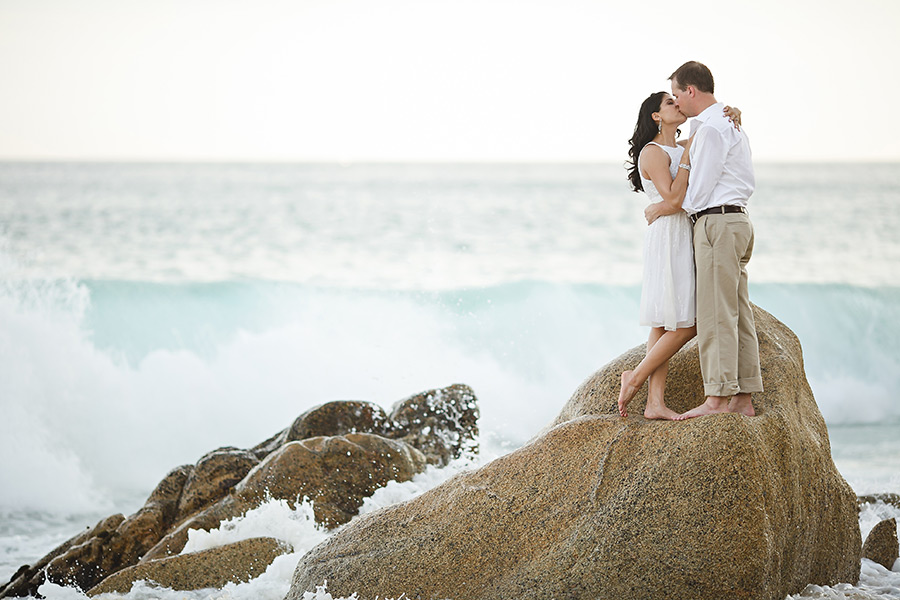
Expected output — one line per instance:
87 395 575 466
641 141 691 223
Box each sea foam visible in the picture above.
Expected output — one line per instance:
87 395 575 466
2 275 899 515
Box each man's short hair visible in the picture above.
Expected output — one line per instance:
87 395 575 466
669 61 714 94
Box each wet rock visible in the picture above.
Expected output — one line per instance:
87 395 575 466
87 537 290 596
147 465 194 520
389 384 479 466
286 306 861 600
175 447 259 522
287 401 393 442
236 433 427 528
3 386 479 599
0 514 125 598
41 466 193 593
141 496 251 562
144 433 428 560
250 428 288 460
858 493 900 511
42 514 126 592
862 518 899 570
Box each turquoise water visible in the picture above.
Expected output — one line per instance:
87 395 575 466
1 162 898 598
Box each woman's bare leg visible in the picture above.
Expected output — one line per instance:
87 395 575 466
619 326 697 417
644 355 680 420
619 328 663 416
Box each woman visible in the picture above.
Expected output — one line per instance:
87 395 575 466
618 91 740 420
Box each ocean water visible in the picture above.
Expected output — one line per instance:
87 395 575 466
1 162 898 599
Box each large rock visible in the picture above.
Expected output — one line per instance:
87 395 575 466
87 537 289 596
862 518 898 570
287 306 861 600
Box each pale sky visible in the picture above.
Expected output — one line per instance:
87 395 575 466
1 0 898 162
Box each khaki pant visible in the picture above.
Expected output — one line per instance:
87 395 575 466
693 212 763 397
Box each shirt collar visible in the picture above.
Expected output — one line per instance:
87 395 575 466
692 102 724 124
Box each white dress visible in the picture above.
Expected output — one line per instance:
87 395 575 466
638 142 696 331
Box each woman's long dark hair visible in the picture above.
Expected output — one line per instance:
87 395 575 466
626 91 667 192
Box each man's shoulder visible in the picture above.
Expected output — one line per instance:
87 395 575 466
695 112 742 145
697 110 732 134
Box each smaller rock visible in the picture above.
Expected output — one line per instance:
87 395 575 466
44 514 126 591
862 518 899 570
40 466 194 594
858 493 900 511
287 401 393 442
1 513 126 599
236 433 426 528
250 429 288 460
2 385 482 600
389 384 479 466
142 496 250 562
175 448 259 522
86 537 290 596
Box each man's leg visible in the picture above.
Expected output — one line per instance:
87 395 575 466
729 217 762 415
677 214 747 420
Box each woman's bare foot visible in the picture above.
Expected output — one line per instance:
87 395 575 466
674 396 730 420
728 393 755 416
618 371 641 417
643 404 680 420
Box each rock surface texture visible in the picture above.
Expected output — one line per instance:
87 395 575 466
287 307 862 600
0 385 478 599
235 433 427 528
86 537 289 596
861 518 899 570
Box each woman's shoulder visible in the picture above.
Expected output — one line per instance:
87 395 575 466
640 141 666 156
640 142 670 164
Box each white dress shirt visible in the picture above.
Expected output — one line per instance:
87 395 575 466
684 102 755 215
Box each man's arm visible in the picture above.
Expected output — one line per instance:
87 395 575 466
686 125 729 209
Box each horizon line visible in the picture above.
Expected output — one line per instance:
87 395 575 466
2 157 899 166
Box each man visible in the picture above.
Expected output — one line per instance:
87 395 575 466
669 61 762 419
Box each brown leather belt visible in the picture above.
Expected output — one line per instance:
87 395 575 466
690 205 747 224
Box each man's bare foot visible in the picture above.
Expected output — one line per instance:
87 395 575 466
618 370 641 417
674 396 730 420
644 404 680 420
728 393 755 416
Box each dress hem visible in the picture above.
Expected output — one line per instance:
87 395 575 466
639 319 696 332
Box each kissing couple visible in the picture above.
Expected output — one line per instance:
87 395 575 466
618 60 763 421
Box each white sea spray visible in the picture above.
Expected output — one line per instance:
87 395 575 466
787 559 900 599
181 499 327 556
